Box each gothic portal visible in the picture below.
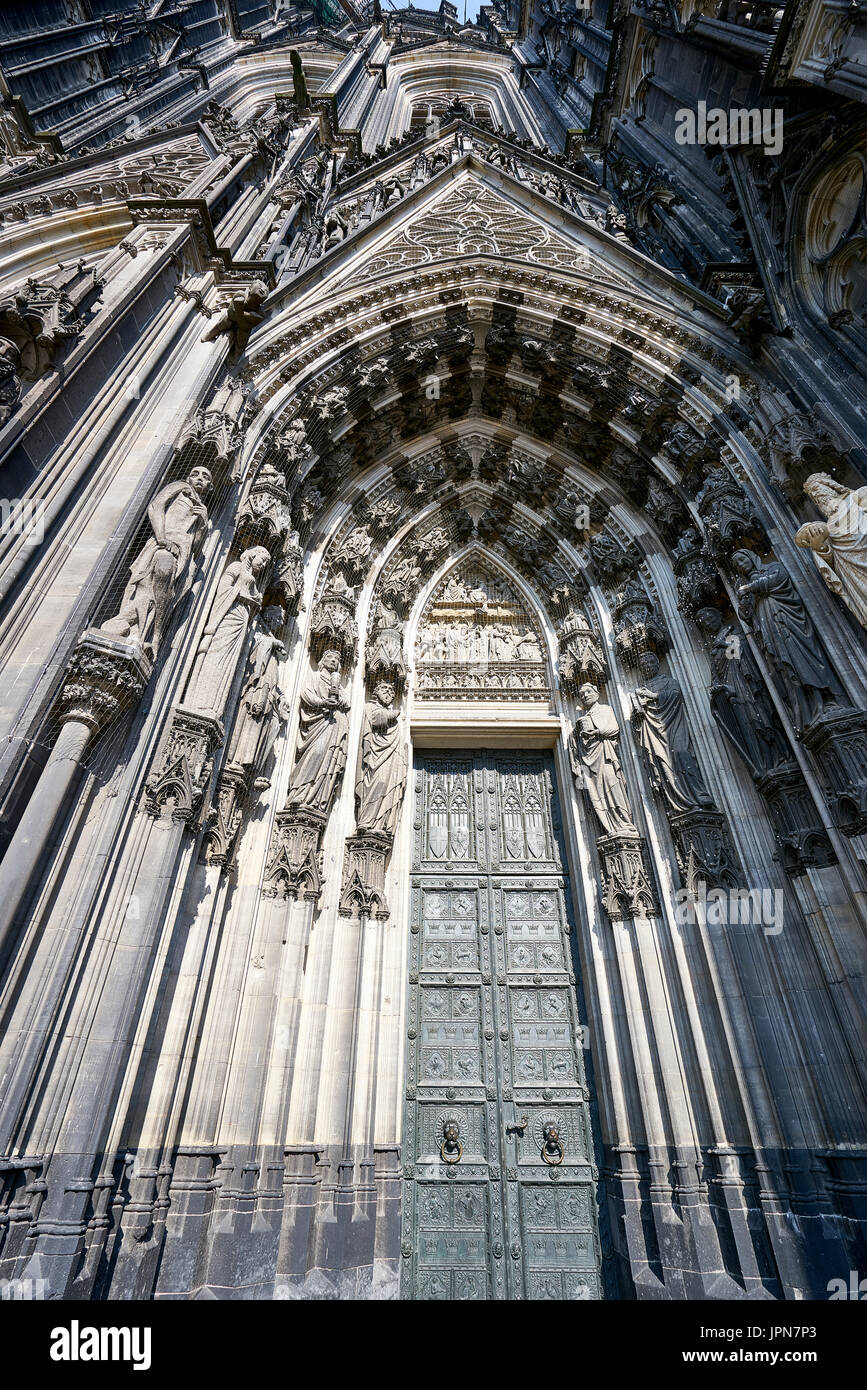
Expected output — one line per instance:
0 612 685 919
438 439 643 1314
0 0 865 1304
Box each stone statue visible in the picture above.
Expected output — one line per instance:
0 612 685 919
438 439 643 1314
695 608 790 778
731 550 843 730
630 652 715 814
570 683 638 836
285 648 350 817
289 50 309 111
226 604 289 788
366 598 406 680
185 546 271 718
516 627 542 661
320 207 348 254
280 417 308 464
490 623 517 661
355 682 407 837
795 474 867 631
101 464 212 659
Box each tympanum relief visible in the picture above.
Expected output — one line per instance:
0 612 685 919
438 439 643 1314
415 562 549 701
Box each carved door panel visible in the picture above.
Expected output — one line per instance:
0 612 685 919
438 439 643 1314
401 752 603 1300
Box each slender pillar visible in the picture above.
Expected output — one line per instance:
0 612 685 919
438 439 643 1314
0 632 150 955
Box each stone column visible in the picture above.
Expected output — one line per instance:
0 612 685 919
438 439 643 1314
0 631 150 956
16 704 223 1297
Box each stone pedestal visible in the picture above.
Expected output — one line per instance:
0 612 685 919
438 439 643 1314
802 708 867 835
143 705 224 825
339 832 392 918
668 808 739 892
756 762 836 872
596 833 657 917
262 810 325 900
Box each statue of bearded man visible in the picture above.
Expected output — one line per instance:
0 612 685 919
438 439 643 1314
101 465 212 659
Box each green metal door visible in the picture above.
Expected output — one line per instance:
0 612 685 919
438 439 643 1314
400 751 604 1300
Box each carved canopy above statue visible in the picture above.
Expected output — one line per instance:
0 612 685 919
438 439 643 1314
414 557 549 701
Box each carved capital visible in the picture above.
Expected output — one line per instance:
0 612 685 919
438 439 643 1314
339 832 392 919
596 833 657 918
57 630 152 736
143 707 223 824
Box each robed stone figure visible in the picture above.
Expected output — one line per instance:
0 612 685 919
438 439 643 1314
570 683 638 837
695 608 790 778
355 681 407 836
185 546 270 719
731 550 842 730
285 649 350 818
226 604 289 789
630 652 714 815
795 474 867 631
101 464 212 659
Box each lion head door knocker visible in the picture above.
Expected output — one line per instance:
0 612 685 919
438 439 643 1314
440 1116 463 1164
540 1118 564 1166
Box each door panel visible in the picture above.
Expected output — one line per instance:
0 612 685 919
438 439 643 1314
401 750 603 1300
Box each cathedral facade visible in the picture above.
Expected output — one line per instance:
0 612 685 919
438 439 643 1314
0 0 865 1301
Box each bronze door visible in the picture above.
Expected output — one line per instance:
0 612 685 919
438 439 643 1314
400 751 604 1300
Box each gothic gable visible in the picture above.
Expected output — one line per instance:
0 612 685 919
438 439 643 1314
349 178 594 279
306 167 646 303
